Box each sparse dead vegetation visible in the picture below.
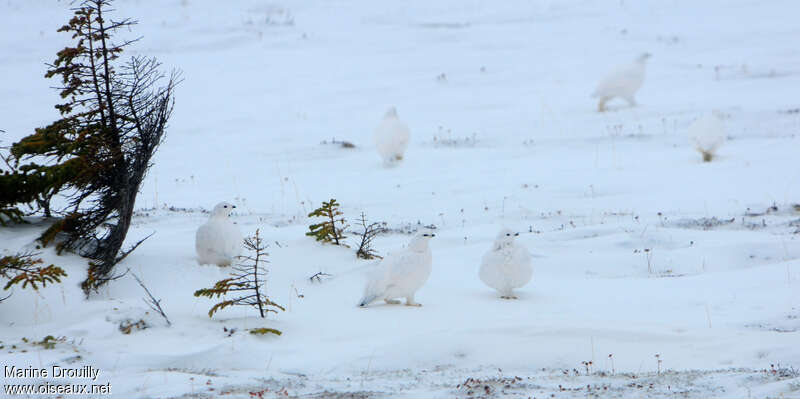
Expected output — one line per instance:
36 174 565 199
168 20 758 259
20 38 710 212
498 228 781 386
320 138 355 149
432 126 478 147
673 217 735 230
309 272 332 283
131 271 171 327
353 212 386 260
119 319 148 335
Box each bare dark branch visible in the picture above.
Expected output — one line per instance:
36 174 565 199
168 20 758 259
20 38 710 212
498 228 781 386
130 269 171 327
354 212 386 260
309 272 332 283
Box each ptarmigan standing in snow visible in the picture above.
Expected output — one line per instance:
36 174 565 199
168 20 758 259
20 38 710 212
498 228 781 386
479 228 533 299
688 111 726 162
195 202 242 266
359 231 435 307
592 53 651 112
374 107 410 165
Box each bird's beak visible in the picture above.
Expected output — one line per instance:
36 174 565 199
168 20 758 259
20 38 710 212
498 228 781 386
233 205 237 208
514 232 519 236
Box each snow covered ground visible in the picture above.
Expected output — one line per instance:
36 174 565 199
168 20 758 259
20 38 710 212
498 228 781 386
2 0 800 397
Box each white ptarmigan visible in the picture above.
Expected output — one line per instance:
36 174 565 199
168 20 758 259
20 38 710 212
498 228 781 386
359 231 434 307
195 202 242 266
374 106 410 165
479 228 533 299
592 53 651 112
688 111 726 162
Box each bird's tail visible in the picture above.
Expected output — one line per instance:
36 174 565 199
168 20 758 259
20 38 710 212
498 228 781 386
359 265 388 307
358 293 378 307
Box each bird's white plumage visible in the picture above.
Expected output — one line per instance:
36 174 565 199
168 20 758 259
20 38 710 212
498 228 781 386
688 111 725 162
359 231 434 307
479 228 533 299
592 53 651 112
195 202 242 266
374 107 410 164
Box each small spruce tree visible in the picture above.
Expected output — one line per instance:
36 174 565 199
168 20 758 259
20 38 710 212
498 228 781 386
0 137 43 225
306 198 348 246
1 252 67 301
194 229 284 335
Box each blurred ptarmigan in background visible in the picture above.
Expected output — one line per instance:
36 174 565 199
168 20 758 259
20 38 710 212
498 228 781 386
688 111 726 162
374 106 410 165
592 53 651 112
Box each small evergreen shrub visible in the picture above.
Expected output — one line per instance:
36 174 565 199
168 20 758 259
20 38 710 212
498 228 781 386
1 252 67 300
194 229 283 334
306 198 348 246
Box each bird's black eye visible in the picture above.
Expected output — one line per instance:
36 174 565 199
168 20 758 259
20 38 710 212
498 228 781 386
233 205 237 208
506 233 510 236
223 205 228 208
